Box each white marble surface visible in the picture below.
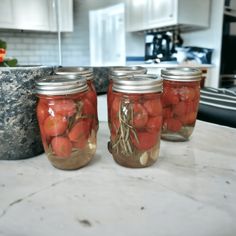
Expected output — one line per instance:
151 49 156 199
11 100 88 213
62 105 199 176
0 121 236 236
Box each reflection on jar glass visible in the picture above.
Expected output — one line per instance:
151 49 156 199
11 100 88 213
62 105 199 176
161 68 202 141
108 74 163 168
35 74 97 170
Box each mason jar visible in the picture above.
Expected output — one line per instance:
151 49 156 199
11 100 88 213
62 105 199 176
35 75 97 170
107 66 147 130
108 74 163 168
55 67 98 132
161 68 202 141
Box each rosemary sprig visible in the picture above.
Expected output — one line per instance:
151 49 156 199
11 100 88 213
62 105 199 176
112 99 138 156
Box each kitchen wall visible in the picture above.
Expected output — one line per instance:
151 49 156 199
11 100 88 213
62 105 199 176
0 0 144 66
182 0 224 88
0 31 59 65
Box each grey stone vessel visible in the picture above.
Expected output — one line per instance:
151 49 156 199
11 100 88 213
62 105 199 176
0 66 54 160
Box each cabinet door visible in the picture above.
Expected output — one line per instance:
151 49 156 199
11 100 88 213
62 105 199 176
13 0 50 31
126 0 147 32
0 0 15 29
49 0 73 32
147 0 177 29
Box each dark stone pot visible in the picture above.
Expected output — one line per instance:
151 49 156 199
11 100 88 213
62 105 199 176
0 66 54 160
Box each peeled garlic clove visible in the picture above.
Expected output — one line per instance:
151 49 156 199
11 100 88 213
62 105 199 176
140 152 148 166
150 147 160 161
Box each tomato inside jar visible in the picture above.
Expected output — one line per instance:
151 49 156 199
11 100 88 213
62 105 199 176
107 66 147 131
55 66 98 132
35 74 97 170
161 68 202 141
108 74 163 168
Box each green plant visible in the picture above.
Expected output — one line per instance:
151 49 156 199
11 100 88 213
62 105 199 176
0 39 17 67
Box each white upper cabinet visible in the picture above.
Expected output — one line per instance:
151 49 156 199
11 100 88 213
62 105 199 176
49 0 74 32
126 0 146 32
0 0 15 29
13 0 50 31
126 0 210 32
0 0 73 32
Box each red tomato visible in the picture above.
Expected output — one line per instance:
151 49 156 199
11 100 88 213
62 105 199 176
49 99 76 117
0 48 6 54
173 101 187 117
43 115 68 137
163 87 179 105
133 103 148 129
110 95 121 120
68 120 90 148
143 99 162 117
131 131 158 150
179 87 196 101
111 117 120 142
163 107 173 119
146 116 162 132
82 98 95 116
37 101 49 124
184 101 199 113
180 112 197 125
51 136 72 158
85 90 97 107
163 118 182 132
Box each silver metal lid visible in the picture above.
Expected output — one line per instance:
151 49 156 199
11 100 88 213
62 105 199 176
161 67 202 81
55 67 94 80
113 74 163 94
35 74 88 95
110 66 147 79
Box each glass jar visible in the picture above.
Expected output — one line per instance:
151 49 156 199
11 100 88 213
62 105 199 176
35 75 97 170
108 74 163 168
161 68 202 141
107 66 147 130
55 67 98 131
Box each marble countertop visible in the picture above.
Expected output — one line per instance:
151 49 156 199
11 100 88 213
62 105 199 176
0 121 236 236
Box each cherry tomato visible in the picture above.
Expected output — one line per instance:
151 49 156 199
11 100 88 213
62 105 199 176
146 116 162 132
51 136 72 158
163 107 173 119
163 87 179 105
184 101 199 113
143 99 162 117
163 118 182 132
173 101 187 117
110 95 121 120
49 99 76 117
110 117 120 143
82 98 95 116
179 87 196 101
133 103 148 129
37 101 49 124
68 120 90 148
131 131 158 151
180 112 197 125
43 115 68 137
0 48 6 54
85 90 97 107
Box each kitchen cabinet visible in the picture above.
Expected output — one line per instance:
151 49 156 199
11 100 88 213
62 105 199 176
13 0 51 31
0 0 73 32
126 0 146 32
126 0 210 32
50 0 74 32
0 0 15 29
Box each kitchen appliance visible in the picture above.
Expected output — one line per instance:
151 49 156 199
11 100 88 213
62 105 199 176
145 30 183 63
